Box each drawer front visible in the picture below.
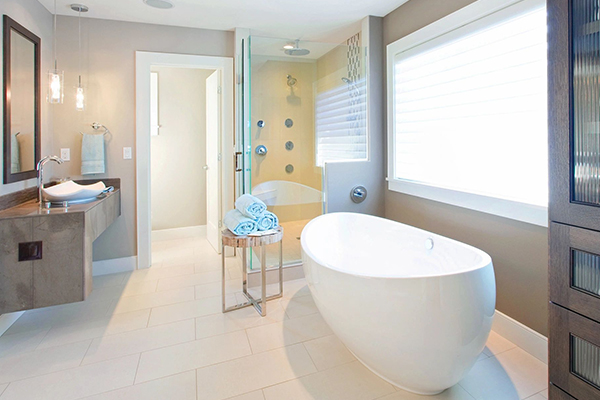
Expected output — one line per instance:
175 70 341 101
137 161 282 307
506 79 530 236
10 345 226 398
550 223 600 322
550 303 600 399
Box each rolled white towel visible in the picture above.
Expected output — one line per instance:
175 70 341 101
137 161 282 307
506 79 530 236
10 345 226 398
235 194 267 219
223 209 258 236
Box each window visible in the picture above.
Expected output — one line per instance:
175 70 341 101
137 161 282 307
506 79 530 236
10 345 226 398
387 0 547 226
315 78 367 166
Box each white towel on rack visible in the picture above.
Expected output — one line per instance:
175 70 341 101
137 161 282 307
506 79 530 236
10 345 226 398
81 133 105 175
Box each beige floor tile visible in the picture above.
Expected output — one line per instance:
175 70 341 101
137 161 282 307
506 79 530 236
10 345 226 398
524 395 545 400
195 280 240 300
0 354 139 400
0 328 49 357
5 299 114 335
86 280 159 302
377 385 475 399
246 313 332 354
280 295 319 319
0 383 7 396
483 331 517 357
195 302 287 340
262 360 395 400
93 273 129 289
37 309 151 350
136 330 251 383
459 348 548 400
110 286 195 314
148 296 221 326
157 270 228 292
226 391 265 400
303 334 355 371
83 370 196 400
0 339 91 384
126 264 195 284
538 389 548 398
82 319 195 365
195 343 317 400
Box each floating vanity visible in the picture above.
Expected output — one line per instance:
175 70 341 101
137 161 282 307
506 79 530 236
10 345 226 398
0 179 121 314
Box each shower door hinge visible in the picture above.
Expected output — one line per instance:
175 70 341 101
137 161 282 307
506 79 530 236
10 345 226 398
218 220 223 228
217 86 222 94
218 153 222 161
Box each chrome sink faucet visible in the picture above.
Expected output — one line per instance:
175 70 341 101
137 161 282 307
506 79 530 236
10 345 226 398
37 155 64 206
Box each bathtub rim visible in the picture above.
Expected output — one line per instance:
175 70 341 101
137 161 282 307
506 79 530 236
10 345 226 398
301 212 493 280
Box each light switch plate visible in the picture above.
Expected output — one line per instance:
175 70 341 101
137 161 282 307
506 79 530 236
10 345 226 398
60 148 70 161
123 147 132 160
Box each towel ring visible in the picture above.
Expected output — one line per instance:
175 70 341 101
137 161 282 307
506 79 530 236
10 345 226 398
80 122 110 136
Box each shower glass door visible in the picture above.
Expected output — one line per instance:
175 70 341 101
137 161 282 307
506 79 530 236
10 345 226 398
242 35 367 269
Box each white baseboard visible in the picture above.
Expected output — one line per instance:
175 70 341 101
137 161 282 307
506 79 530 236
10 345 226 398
93 256 137 276
492 310 547 364
152 225 207 242
0 311 25 337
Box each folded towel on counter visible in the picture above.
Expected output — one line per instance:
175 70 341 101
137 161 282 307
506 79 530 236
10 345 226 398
235 194 267 219
256 211 279 231
81 133 105 175
224 209 258 236
10 133 20 173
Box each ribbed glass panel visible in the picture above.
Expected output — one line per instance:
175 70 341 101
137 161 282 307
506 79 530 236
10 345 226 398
572 249 600 296
572 0 600 205
571 335 600 388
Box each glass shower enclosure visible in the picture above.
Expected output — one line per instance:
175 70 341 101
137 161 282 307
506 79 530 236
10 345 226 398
237 34 367 269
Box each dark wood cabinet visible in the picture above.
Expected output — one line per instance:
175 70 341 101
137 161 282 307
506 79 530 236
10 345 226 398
549 0 600 398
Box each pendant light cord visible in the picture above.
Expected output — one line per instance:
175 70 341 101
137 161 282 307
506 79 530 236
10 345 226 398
53 0 57 69
78 7 81 84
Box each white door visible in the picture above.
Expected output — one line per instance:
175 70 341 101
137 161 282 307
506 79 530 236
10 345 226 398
206 70 222 253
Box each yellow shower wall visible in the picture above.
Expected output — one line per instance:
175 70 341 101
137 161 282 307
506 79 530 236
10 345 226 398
251 59 322 222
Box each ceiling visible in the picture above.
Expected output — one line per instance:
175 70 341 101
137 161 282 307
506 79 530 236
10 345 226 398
37 0 409 42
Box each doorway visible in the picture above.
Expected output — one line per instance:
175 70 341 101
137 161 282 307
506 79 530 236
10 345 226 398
136 52 234 269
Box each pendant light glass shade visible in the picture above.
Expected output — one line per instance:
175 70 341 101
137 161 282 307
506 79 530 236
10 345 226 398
48 0 63 104
74 4 87 111
76 81 85 111
48 68 64 103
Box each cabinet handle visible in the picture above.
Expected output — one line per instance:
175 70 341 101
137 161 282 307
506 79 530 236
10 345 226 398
235 152 243 172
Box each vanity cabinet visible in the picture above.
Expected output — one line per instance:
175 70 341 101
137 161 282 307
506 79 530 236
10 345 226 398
549 0 600 398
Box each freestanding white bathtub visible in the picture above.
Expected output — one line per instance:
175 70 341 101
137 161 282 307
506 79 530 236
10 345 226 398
301 212 496 395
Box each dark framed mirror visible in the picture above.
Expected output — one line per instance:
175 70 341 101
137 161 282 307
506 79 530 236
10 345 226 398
3 15 41 184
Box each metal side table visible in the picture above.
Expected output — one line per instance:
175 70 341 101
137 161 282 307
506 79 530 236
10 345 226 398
221 226 283 316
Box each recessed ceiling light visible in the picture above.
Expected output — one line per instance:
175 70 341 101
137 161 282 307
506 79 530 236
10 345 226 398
143 0 174 9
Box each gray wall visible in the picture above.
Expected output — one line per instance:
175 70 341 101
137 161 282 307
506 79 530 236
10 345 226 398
382 0 548 336
0 0 54 196
325 16 385 217
51 16 234 261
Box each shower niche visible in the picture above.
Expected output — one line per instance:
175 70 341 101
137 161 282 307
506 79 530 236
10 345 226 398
239 34 367 269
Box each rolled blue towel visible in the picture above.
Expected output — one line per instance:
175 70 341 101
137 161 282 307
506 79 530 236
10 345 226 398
224 209 258 236
257 211 279 231
235 194 267 219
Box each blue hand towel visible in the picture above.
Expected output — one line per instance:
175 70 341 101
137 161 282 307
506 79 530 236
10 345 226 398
257 211 279 231
235 194 267 219
81 133 105 175
224 209 258 236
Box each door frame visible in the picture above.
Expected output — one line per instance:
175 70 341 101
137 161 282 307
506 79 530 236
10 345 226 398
135 51 234 269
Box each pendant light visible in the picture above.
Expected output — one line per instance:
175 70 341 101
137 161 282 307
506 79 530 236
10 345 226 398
71 4 88 111
48 0 64 104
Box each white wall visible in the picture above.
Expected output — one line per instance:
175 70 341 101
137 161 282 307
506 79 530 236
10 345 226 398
51 16 234 261
0 0 54 195
150 66 214 231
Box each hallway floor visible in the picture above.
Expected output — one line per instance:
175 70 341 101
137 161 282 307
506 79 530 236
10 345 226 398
0 231 548 399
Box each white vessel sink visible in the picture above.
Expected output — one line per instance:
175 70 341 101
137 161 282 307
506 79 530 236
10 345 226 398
42 180 106 202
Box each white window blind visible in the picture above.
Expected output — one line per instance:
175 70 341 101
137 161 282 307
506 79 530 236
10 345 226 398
315 78 367 166
391 1 548 210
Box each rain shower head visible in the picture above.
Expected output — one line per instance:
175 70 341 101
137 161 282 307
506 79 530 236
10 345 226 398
284 40 310 56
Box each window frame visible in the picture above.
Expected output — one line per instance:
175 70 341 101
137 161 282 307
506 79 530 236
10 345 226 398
386 0 548 227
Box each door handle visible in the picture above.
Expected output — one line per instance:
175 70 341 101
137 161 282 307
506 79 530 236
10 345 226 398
235 152 243 172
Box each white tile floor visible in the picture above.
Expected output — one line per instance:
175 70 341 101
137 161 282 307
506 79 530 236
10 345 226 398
0 231 549 400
